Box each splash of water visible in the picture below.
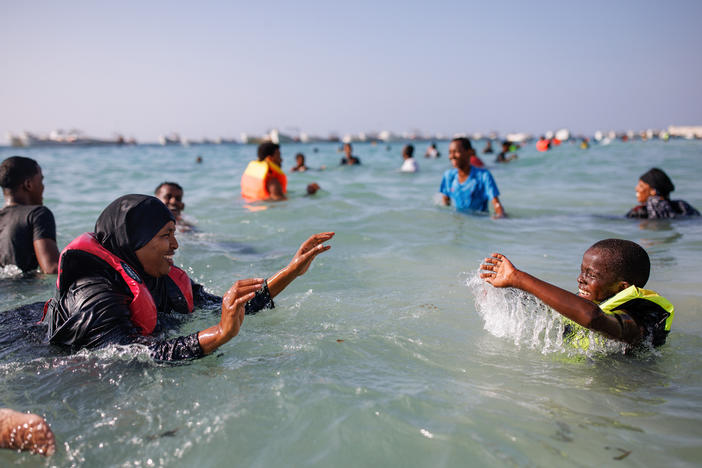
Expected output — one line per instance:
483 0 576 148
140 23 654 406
0 264 23 279
466 272 627 356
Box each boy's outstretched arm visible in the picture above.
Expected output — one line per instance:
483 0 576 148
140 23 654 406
480 253 642 344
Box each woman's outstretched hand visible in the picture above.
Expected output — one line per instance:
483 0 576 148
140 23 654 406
266 232 334 298
480 253 518 288
288 232 334 277
198 278 262 354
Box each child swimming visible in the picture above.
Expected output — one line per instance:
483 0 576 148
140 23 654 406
480 239 674 349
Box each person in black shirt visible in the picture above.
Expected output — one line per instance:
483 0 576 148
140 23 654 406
340 143 361 165
626 167 700 219
0 156 59 273
44 194 334 361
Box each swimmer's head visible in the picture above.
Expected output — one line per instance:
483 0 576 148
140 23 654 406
449 138 473 169
258 142 280 162
295 153 305 165
154 181 185 218
343 143 352 156
0 156 43 204
403 144 414 159
637 168 674 201
577 239 650 302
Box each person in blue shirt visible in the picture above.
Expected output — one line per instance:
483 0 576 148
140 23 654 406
439 137 506 218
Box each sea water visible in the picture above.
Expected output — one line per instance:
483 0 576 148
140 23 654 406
1 140 701 466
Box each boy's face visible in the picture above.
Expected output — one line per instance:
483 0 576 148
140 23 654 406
156 185 184 218
577 248 624 303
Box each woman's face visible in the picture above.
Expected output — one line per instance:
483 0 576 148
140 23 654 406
635 179 656 203
135 221 178 277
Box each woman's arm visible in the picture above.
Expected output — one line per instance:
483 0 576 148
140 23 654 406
480 253 642 344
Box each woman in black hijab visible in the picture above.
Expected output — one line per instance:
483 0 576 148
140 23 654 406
45 194 333 360
626 168 700 219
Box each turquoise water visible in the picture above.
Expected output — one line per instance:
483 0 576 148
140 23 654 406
1 140 701 466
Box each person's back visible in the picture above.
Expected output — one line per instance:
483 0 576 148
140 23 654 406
0 156 58 273
400 144 418 173
241 142 288 201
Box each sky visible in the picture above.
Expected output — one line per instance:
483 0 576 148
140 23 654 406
1 0 701 143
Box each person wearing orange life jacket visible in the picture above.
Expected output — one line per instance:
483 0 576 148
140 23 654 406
241 142 289 201
535 136 551 152
44 194 334 360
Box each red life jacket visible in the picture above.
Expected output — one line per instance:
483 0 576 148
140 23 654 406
49 232 194 335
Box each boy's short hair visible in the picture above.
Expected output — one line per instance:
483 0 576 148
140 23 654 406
154 181 183 194
589 239 650 287
403 144 414 157
451 137 473 152
0 156 40 191
258 142 280 161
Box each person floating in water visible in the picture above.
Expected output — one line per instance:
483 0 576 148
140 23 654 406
340 143 361 165
44 194 334 361
439 137 505 218
400 144 418 173
495 141 518 164
0 408 55 456
626 168 700 219
480 239 674 349
0 156 59 274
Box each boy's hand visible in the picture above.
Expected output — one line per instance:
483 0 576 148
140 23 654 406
480 252 518 288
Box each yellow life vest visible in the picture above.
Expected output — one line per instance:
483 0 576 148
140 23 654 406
240 160 287 201
563 285 674 350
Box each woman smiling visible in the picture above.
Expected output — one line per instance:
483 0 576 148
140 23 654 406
44 194 333 360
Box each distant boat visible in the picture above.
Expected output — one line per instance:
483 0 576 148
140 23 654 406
7 130 133 147
158 133 183 146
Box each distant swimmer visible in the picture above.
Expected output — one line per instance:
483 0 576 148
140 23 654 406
0 156 59 274
495 141 518 163
400 144 418 172
291 153 309 172
535 136 551 152
626 168 700 219
340 143 361 165
439 137 505 218
425 143 440 159
481 239 674 349
0 408 55 456
482 140 494 154
241 142 288 201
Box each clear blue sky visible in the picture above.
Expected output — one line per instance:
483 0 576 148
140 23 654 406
2 0 701 143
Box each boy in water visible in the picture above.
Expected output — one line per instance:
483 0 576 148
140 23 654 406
154 182 185 221
0 156 59 273
480 239 674 348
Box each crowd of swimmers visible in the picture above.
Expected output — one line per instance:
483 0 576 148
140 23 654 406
0 138 699 456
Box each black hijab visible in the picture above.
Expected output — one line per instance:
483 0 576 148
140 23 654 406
95 194 175 281
640 168 675 199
